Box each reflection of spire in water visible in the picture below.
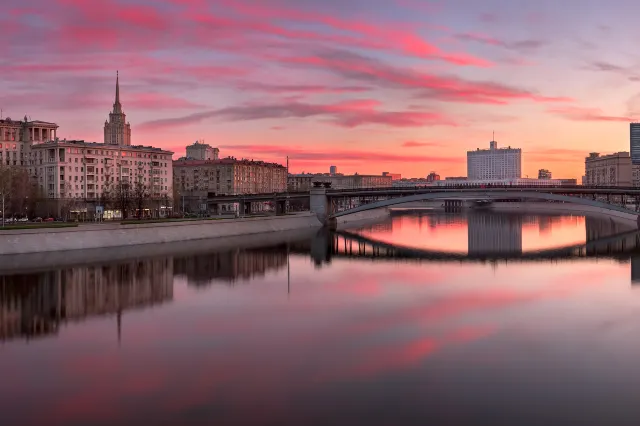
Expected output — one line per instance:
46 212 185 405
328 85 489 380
117 310 122 346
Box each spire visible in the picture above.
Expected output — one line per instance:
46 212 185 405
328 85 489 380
113 71 122 113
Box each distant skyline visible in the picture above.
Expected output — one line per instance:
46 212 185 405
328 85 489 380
2 0 640 178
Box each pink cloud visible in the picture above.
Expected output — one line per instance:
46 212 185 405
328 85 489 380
548 106 631 122
402 141 442 148
216 0 491 66
279 49 571 105
217 144 460 165
140 99 455 130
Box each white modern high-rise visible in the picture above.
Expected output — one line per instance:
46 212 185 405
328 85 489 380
467 141 521 180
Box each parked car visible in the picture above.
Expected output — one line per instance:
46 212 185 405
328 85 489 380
32 217 43 222
18 217 29 223
44 217 54 222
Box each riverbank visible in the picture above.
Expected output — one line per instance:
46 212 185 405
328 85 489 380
0 227 320 273
0 212 322 256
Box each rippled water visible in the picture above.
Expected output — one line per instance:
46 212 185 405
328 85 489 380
3 211 640 426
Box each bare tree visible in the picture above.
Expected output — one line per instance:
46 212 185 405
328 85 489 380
0 165 32 223
113 180 133 220
133 178 150 220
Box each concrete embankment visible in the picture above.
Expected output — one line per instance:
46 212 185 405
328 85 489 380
0 226 320 273
490 202 638 225
0 212 322 256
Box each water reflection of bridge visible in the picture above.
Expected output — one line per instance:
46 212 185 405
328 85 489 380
317 229 640 262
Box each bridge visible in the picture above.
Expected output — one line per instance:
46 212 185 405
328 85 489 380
298 228 640 265
205 185 640 224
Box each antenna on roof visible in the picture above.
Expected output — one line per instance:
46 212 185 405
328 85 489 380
492 130 495 141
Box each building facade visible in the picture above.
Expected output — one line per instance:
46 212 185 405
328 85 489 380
382 172 401 180
30 140 173 201
584 152 631 187
467 141 521 180
288 173 392 191
104 72 131 146
1 116 58 166
426 172 441 182
330 165 337 175
538 169 552 179
186 141 219 161
174 158 287 196
631 123 640 165
433 177 567 187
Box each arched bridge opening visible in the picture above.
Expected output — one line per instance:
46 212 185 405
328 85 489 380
328 191 639 220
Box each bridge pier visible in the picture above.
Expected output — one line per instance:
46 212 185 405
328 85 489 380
311 186 336 228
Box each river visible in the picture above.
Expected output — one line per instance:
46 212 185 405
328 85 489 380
2 210 640 425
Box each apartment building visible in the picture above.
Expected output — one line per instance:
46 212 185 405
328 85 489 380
29 140 173 200
173 157 287 195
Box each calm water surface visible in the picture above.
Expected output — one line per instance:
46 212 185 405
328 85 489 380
3 211 640 425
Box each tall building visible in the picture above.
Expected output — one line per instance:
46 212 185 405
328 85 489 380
27 74 173 217
330 165 337 175
584 152 631 187
538 169 552 179
103 72 131 146
186 141 219 161
631 123 640 165
467 141 521 180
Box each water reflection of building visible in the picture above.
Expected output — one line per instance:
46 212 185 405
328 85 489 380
426 214 466 228
631 256 640 284
0 259 173 342
585 216 636 242
467 212 523 254
173 247 288 286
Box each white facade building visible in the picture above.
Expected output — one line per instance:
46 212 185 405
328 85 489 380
467 141 521 180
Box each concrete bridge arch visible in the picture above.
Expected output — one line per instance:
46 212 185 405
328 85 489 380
322 190 638 221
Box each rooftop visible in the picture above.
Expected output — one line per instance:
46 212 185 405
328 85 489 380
174 157 286 168
31 139 173 153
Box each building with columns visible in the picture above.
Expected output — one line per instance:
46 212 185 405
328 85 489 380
104 72 131 146
1 116 58 166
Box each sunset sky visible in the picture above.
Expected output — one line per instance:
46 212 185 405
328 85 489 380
2 0 639 178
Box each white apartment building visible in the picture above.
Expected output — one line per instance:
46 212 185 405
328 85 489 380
467 141 521 180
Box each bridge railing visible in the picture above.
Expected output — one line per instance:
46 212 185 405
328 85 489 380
326 184 640 194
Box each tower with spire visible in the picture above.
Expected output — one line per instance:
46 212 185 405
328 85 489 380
104 71 132 146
